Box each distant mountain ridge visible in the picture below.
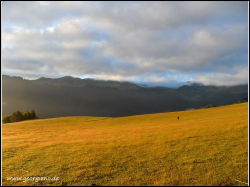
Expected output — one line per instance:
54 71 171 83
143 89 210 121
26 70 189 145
31 75 141 90
2 75 248 118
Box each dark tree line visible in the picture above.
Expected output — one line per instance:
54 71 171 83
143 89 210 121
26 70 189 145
201 104 217 109
2 110 37 123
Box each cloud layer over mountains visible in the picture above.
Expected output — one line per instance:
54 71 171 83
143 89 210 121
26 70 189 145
2 1 248 87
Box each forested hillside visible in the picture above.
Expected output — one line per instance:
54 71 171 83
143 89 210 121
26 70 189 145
2 75 248 118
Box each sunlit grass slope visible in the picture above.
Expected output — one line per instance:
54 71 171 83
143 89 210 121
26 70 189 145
2 103 248 186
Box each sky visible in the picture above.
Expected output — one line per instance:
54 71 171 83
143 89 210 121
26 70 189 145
2 1 249 87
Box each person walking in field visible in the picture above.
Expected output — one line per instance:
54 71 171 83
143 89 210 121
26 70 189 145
177 116 179 121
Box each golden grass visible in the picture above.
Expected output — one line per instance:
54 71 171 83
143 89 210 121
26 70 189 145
2 103 248 186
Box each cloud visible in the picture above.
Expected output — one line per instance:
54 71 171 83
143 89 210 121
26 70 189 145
2 1 248 87
193 66 248 86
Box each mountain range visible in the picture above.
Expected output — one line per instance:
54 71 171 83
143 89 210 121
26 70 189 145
2 75 248 118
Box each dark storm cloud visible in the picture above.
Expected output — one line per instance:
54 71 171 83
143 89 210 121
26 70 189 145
2 1 248 86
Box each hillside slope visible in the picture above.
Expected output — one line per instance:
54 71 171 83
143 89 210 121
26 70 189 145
2 75 248 118
2 103 248 186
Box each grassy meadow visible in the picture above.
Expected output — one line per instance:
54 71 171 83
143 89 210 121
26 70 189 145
2 103 248 186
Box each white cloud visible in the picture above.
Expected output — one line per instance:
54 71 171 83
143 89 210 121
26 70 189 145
94 74 135 82
193 66 248 86
46 27 54 33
